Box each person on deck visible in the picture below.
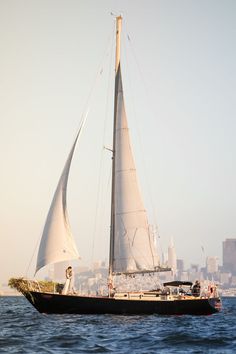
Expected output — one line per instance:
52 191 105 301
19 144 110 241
62 266 74 295
192 280 201 297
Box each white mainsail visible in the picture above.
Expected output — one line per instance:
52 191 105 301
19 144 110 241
35 119 86 274
112 66 159 273
110 17 159 274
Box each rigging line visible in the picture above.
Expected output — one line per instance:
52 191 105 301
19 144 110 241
123 25 159 230
90 22 116 266
94 164 112 266
124 29 150 97
74 23 115 138
24 237 39 278
147 225 156 267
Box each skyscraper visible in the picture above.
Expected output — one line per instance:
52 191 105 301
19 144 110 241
223 238 236 274
168 238 177 276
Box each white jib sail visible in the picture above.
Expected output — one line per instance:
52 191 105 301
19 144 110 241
113 67 159 273
35 116 87 274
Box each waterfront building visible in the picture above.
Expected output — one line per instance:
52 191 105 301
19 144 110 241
223 238 236 274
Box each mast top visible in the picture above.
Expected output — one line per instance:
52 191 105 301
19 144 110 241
115 15 122 73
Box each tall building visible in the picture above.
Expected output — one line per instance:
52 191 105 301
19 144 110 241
206 256 219 274
177 259 184 272
168 238 177 276
223 238 236 274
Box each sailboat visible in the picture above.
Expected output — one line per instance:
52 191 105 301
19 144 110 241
10 16 221 315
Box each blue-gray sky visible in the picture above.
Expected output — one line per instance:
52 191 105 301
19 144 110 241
0 0 236 285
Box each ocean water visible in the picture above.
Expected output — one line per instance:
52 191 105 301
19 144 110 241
0 296 236 353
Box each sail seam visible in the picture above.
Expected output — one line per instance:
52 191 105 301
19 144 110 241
116 210 146 215
116 168 136 173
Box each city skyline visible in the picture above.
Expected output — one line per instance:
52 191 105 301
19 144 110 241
3 238 236 295
2 237 235 288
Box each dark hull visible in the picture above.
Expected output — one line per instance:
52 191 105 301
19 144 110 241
24 292 221 315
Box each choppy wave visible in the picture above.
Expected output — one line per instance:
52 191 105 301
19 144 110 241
0 297 236 353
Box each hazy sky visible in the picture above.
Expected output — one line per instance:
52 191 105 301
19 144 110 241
1 0 236 285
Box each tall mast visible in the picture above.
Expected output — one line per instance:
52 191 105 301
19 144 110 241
108 15 122 283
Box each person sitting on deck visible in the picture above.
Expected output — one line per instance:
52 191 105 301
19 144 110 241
192 280 201 297
162 286 170 295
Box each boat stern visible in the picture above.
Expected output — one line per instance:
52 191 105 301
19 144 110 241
209 296 222 313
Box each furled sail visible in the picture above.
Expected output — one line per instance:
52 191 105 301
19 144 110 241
112 65 160 274
35 119 86 274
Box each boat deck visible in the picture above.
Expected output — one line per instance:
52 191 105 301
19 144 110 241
113 291 202 301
